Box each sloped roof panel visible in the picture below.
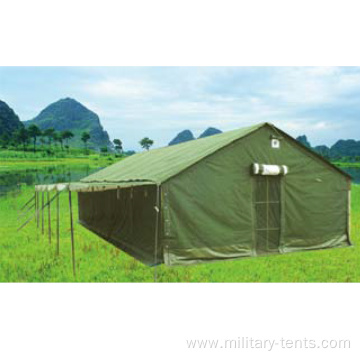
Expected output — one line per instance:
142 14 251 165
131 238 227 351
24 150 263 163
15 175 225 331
80 123 265 184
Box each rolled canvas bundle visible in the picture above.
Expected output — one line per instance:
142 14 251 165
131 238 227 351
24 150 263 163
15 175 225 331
252 163 288 176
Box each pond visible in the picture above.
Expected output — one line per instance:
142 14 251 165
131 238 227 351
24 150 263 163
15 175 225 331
340 167 360 184
0 164 104 196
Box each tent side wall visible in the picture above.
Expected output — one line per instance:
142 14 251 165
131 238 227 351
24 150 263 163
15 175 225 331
78 185 161 265
161 125 350 266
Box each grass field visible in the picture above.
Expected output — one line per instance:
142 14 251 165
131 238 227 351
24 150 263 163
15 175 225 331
0 185 359 282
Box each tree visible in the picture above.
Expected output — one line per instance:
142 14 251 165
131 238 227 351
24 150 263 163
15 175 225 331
39 137 46 150
113 139 123 154
43 128 55 147
14 127 30 151
55 132 64 151
61 130 74 152
81 131 91 149
139 137 154 151
53 132 61 149
0 133 10 149
28 124 42 152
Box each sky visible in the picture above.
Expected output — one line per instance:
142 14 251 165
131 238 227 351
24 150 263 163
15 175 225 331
1 66 360 150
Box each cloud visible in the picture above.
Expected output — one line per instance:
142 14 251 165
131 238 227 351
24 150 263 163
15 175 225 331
83 78 167 99
2 66 360 149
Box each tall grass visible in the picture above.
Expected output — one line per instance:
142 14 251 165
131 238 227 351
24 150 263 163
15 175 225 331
0 185 359 282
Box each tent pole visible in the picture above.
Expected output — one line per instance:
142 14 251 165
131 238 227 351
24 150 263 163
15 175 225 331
56 190 60 255
47 191 52 244
17 190 62 232
41 192 44 235
36 191 39 229
19 193 36 212
69 190 76 277
153 184 160 282
35 190 37 228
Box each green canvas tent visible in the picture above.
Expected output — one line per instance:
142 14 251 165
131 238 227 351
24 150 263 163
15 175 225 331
34 122 352 267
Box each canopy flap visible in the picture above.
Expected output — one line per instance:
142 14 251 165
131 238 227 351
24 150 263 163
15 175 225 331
35 181 156 192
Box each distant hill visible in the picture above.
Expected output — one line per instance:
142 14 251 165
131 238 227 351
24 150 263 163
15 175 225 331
296 135 311 148
168 129 195 146
330 139 360 158
168 127 223 146
296 134 360 160
0 100 23 138
313 145 330 158
198 127 222 138
24 98 111 149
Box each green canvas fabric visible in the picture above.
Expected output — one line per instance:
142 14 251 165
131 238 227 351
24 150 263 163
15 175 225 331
80 123 265 184
161 125 351 265
76 123 351 266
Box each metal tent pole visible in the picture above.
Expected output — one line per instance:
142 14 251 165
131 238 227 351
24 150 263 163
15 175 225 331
56 190 60 255
19 194 36 212
47 191 52 244
41 192 45 235
68 190 76 277
36 191 39 229
153 184 160 282
17 190 62 232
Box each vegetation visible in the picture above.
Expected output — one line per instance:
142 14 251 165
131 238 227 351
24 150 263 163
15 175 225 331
81 131 91 150
139 137 154 151
27 124 42 152
297 134 360 161
0 100 23 138
113 139 123 154
0 184 358 282
24 98 111 149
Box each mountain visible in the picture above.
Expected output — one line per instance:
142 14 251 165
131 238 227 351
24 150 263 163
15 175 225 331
330 139 360 158
168 129 195 146
313 145 331 158
24 98 111 149
296 135 311 148
296 134 360 160
198 127 222 138
0 100 23 138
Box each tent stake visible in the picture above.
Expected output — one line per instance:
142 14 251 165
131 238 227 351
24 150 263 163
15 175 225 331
47 191 52 244
153 185 160 282
69 190 76 277
56 190 60 255
41 192 44 235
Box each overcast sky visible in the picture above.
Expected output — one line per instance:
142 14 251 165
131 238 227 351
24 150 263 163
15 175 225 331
1 66 360 150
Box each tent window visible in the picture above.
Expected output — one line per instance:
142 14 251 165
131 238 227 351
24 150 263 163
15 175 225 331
254 176 281 253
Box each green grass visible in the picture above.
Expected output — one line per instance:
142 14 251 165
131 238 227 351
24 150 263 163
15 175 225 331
0 148 121 170
0 153 120 169
333 162 360 168
0 185 359 282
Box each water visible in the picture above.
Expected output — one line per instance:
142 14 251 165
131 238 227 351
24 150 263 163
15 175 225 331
0 164 104 196
340 167 360 184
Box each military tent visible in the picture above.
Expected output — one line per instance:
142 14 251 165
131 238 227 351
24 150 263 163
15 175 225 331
34 122 352 266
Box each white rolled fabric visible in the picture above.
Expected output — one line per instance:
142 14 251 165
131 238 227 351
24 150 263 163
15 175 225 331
252 163 288 176
35 183 69 192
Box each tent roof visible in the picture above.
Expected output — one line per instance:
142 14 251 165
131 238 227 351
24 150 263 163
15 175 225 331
80 122 350 185
80 123 265 185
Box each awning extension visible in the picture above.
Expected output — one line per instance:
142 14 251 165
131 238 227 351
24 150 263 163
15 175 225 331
252 163 289 176
34 181 156 193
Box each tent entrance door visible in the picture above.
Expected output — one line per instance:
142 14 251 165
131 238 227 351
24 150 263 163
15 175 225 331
254 176 281 254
